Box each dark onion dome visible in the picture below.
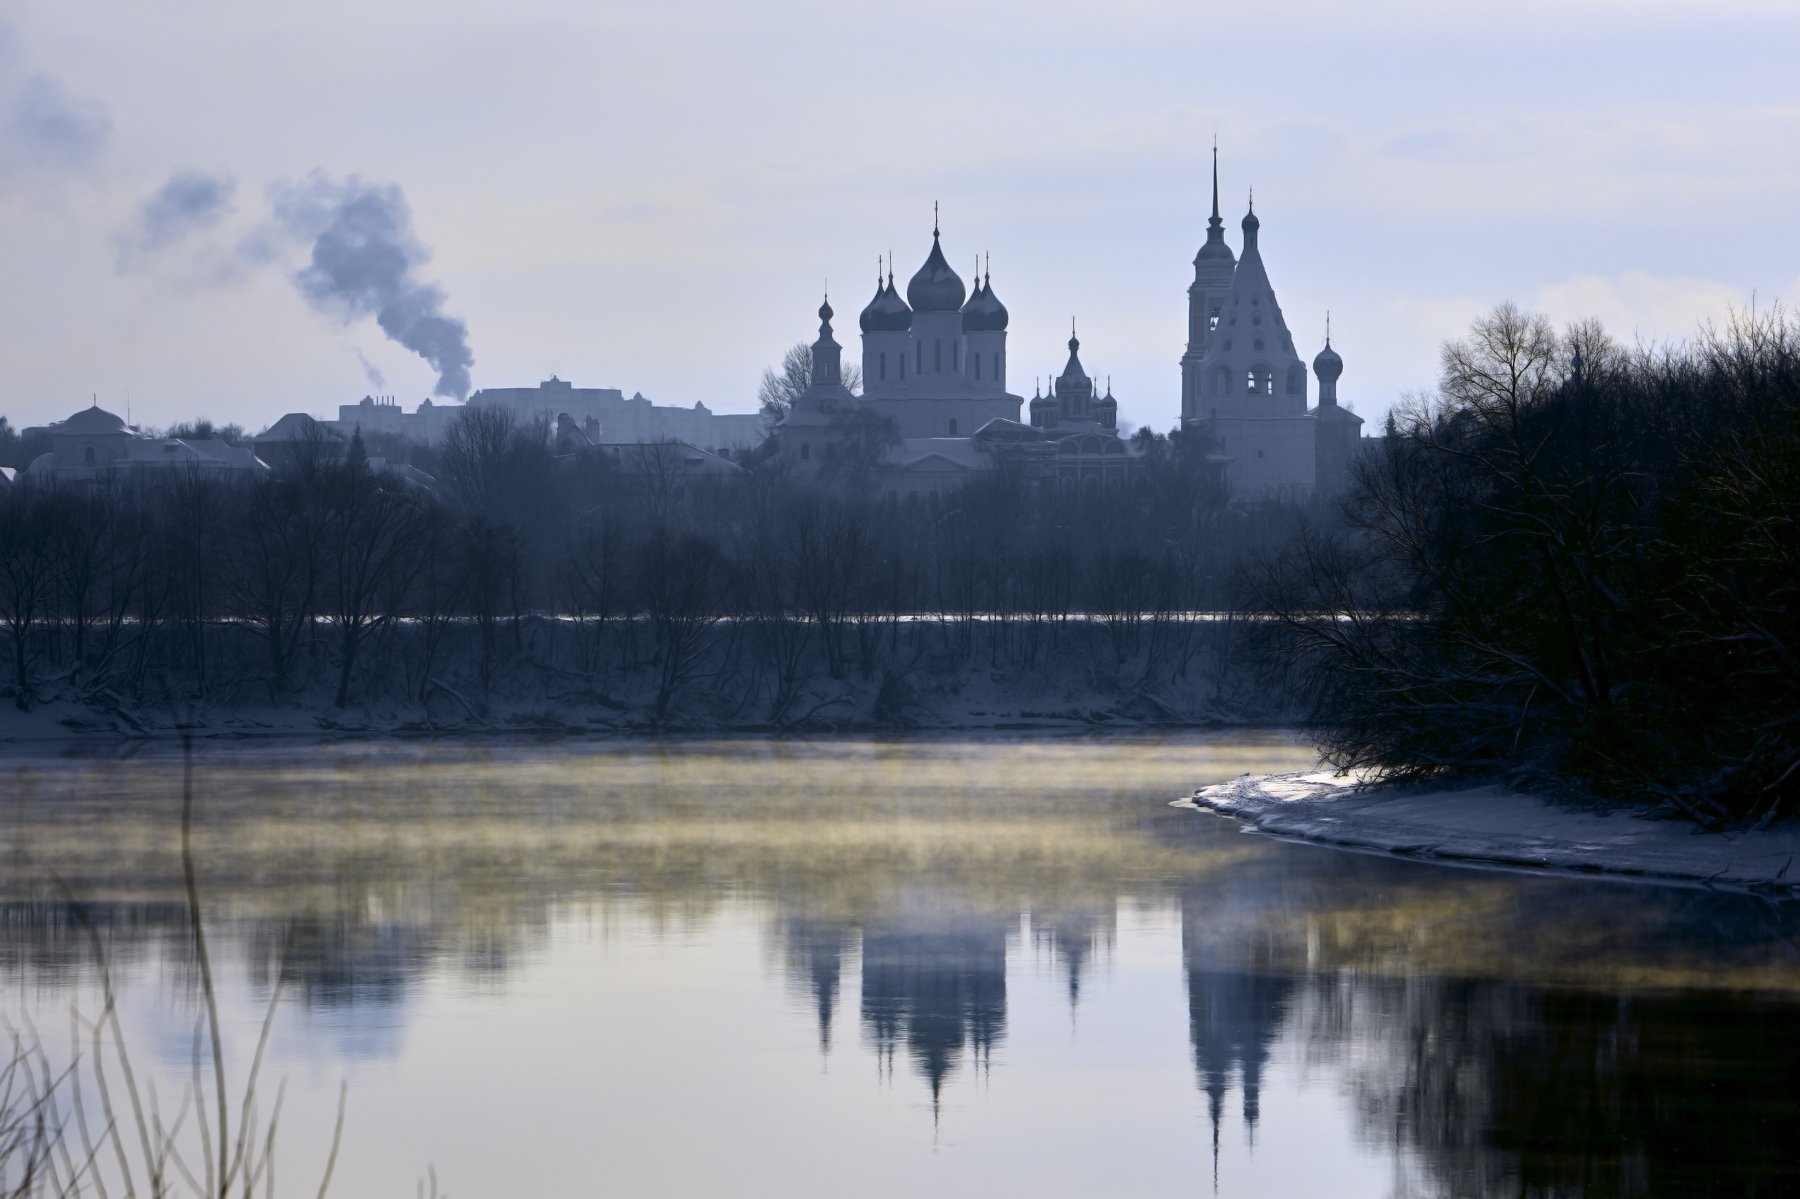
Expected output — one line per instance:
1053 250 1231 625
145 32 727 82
1313 338 1342 383
861 273 913 333
1241 199 1260 235
906 231 966 313
1060 330 1087 380
961 271 1009 333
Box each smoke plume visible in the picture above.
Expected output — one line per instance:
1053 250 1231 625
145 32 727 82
0 21 111 182
114 169 236 270
355 348 387 390
272 172 474 399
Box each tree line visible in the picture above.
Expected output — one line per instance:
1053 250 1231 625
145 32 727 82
1273 305 1800 824
0 406 1301 722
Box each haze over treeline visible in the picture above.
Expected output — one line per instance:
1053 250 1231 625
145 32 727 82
0 402 1282 725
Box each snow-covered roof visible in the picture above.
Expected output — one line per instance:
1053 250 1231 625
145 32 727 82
595 441 743 474
887 437 988 473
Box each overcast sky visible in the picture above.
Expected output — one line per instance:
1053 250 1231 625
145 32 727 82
2 0 1796 435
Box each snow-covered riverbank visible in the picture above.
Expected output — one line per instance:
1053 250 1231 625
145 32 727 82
1182 772 1800 895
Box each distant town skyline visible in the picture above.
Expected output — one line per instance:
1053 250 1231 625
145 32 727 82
1 0 1796 434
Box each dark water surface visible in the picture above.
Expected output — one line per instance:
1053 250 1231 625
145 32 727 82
4 732 1799 1197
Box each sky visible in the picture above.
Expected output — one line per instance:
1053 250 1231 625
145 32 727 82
1 0 1797 436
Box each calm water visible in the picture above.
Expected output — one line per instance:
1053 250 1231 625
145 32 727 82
4 732 1800 1198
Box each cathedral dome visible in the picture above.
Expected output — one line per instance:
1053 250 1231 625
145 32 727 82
860 273 912 333
907 232 966 313
1313 340 1343 383
961 270 1009 332
58 405 127 435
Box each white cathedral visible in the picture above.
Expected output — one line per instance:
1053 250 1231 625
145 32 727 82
777 153 1362 499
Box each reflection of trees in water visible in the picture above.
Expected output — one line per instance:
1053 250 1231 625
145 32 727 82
0 900 187 988
858 901 1012 1116
1298 973 1800 1197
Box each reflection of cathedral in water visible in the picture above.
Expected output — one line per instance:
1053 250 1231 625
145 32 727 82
859 907 1013 1115
777 900 1122 1115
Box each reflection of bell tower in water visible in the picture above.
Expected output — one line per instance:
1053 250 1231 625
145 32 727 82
1180 881 1296 1177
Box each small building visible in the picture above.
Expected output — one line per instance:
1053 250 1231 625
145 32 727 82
255 412 346 472
23 404 267 481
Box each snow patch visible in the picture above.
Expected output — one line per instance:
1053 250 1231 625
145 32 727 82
1180 772 1800 895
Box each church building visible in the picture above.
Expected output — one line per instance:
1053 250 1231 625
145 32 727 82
1178 151 1363 498
777 153 1362 500
777 218 1141 496
855 215 1024 442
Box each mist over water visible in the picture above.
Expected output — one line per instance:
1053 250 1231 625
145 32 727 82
5 732 1800 1197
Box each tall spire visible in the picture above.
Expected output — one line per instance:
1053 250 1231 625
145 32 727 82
1197 140 1230 262
933 200 940 238
1210 138 1221 226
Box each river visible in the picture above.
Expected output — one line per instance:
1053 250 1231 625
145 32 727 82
3 731 1798 1197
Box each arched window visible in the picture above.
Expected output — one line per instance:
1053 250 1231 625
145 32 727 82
916 343 922 373
992 353 999 381
879 353 887 382
953 341 960 372
934 341 942 372
1247 366 1273 395
948 418 958 436
1208 309 1220 332
974 354 981 381
83 446 96 465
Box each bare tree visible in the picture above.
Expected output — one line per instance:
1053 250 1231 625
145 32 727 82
759 341 862 419
0 486 64 708
636 530 729 721
324 461 428 707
